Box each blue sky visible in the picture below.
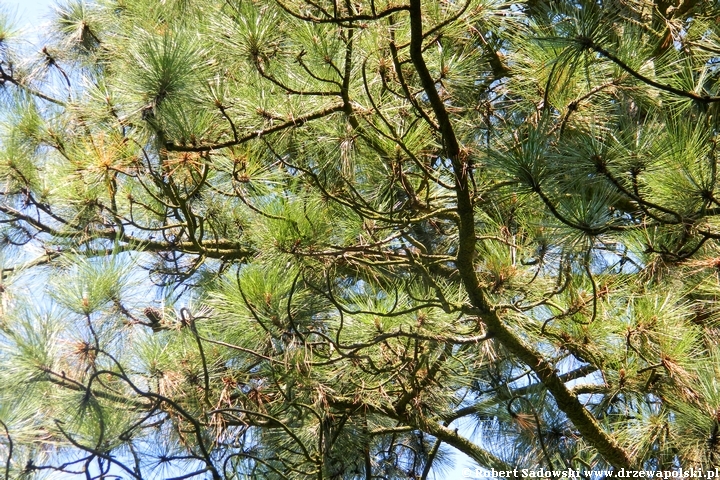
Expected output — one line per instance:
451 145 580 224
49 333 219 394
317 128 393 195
4 0 55 38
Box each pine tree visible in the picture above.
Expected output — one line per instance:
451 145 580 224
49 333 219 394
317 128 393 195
1 0 720 478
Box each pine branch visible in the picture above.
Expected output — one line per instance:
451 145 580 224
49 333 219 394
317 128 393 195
578 36 720 104
408 1 633 469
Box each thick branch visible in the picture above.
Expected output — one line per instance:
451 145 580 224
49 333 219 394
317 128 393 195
418 420 511 472
447 364 599 422
330 397 510 471
165 105 345 152
407 1 633 470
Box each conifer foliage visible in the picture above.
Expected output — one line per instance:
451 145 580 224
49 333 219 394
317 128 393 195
1 0 720 478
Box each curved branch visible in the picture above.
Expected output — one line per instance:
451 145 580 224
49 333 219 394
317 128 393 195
407 1 633 470
0 419 12 480
578 37 720 104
